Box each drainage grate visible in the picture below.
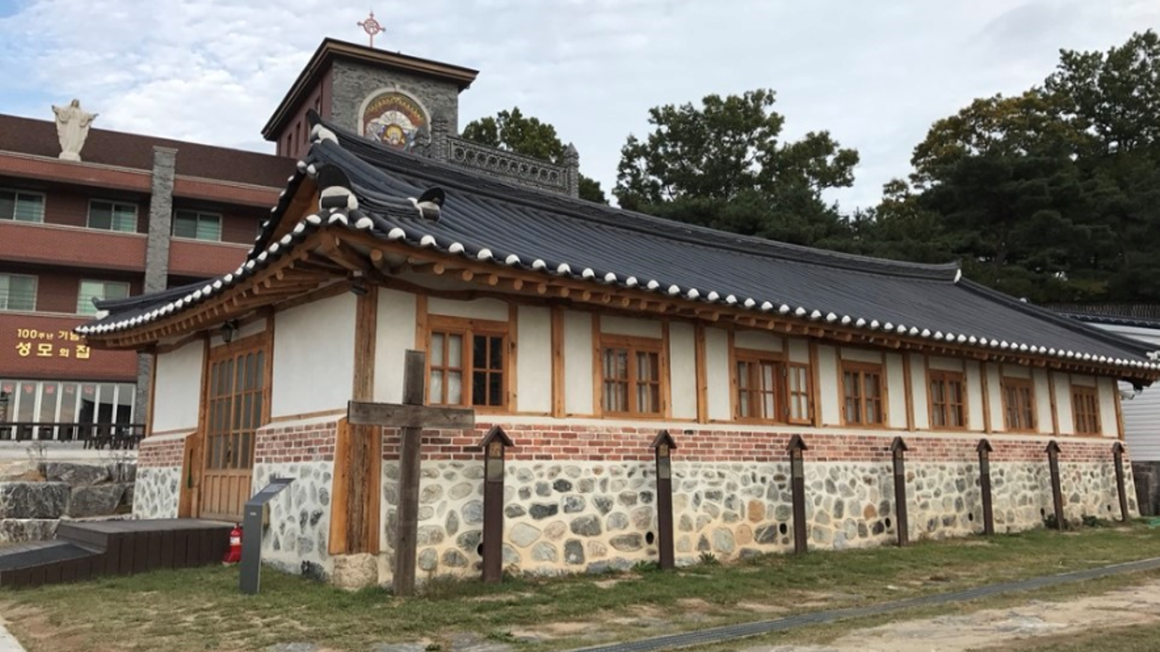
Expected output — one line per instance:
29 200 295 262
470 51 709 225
564 557 1160 652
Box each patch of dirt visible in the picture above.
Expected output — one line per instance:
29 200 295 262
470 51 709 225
676 597 716 613
3 604 93 652
593 576 640 589
742 579 1160 652
736 601 789 614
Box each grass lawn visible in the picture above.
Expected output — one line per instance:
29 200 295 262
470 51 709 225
3 522 1160 652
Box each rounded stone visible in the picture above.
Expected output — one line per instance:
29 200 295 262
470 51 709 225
505 504 526 518
736 524 753 545
747 500 765 523
529 503 559 520
564 539 585 565
442 549 468 567
587 540 607 558
420 484 443 504
462 500 483 524
712 527 735 554
607 512 629 531
570 515 602 537
416 525 444 546
610 534 643 552
563 495 587 513
544 520 568 540
418 548 438 571
449 482 473 500
553 479 574 493
511 523 542 548
531 542 558 562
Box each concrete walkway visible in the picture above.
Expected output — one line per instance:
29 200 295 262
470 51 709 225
0 618 27 652
565 556 1160 652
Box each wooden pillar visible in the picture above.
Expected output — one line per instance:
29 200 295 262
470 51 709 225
394 350 426 596
345 285 380 553
977 438 994 536
788 435 809 554
651 430 677 570
1046 440 1064 531
1113 442 1129 522
891 437 910 547
480 426 513 583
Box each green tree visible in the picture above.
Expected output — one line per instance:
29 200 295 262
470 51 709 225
461 107 608 204
613 89 859 210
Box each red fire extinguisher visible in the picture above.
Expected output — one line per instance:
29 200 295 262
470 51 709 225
223 524 243 564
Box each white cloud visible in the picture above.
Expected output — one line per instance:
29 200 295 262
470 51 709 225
1 0 1157 210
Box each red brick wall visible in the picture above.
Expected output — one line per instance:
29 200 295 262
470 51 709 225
0 220 147 271
254 420 339 465
221 210 264 245
138 434 188 468
168 239 250 278
377 423 1126 466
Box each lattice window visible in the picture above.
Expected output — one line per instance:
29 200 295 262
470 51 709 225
1002 377 1037 432
930 371 967 429
842 362 885 426
1072 385 1101 435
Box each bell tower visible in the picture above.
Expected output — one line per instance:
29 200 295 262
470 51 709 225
262 38 478 159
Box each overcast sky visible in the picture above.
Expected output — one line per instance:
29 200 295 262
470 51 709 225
1 0 1157 210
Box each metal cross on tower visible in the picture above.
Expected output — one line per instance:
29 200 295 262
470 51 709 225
358 10 385 48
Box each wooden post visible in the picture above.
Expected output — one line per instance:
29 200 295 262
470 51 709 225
787 434 809 554
480 426 513 583
347 285 379 553
1046 440 1064 531
891 437 909 547
1113 442 1129 523
977 438 994 536
651 430 677 570
395 350 427 596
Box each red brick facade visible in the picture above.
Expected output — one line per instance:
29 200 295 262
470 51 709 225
138 433 189 468
254 420 339 465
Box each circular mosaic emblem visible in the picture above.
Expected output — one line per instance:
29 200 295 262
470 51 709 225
361 91 428 151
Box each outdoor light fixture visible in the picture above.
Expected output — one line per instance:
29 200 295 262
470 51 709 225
221 320 239 343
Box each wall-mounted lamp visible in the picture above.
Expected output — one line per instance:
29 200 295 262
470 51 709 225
221 319 239 343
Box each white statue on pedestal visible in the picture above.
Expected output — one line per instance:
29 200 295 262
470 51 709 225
52 99 98 161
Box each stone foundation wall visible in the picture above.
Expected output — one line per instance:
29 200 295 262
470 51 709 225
376 424 1136 582
132 432 190 519
251 417 339 577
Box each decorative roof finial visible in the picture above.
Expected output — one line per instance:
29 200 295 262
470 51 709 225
358 10 385 48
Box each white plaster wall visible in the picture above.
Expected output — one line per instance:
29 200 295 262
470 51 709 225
909 353 929 429
705 327 731 421
964 361 984 432
668 322 697 420
272 293 356 418
817 345 840 426
1033 369 1054 434
885 353 907 429
564 310 593 415
839 347 881 364
427 296 508 322
210 318 267 348
1099 377 1119 438
1003 364 1031 379
517 306 552 414
985 364 1004 432
734 330 783 353
600 315 662 339
787 337 809 364
929 356 963 372
374 289 416 404
152 340 204 433
1053 373 1074 435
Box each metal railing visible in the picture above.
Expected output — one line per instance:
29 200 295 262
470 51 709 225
0 422 145 450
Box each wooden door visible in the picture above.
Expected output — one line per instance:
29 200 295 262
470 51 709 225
199 336 269 522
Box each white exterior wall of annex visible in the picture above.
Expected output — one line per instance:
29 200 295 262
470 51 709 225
150 339 203 434
271 293 357 418
1097 324 1160 461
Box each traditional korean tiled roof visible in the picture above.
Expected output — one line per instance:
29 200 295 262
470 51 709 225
79 113 1160 377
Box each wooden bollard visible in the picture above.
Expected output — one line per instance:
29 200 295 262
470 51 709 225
480 426 513 583
651 430 677 571
1046 440 1064 530
787 435 809 554
1113 442 1129 522
891 437 910 547
977 438 994 536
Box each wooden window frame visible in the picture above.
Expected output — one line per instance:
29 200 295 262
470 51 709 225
785 361 813 425
425 315 511 412
0 188 45 223
733 349 783 423
598 333 666 418
928 369 968 430
1071 385 1102 436
840 360 887 427
1001 377 1037 433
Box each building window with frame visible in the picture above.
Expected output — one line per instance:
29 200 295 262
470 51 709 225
736 354 780 422
88 200 137 232
172 209 222 241
929 370 967 429
1002 377 1036 432
0 274 37 312
0 190 45 223
841 361 885 426
77 280 130 316
427 318 508 409
1071 385 1101 435
601 336 662 416
786 362 812 425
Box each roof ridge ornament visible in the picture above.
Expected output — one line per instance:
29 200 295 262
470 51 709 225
358 10 386 49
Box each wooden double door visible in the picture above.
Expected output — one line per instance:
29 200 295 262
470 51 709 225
197 335 271 522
